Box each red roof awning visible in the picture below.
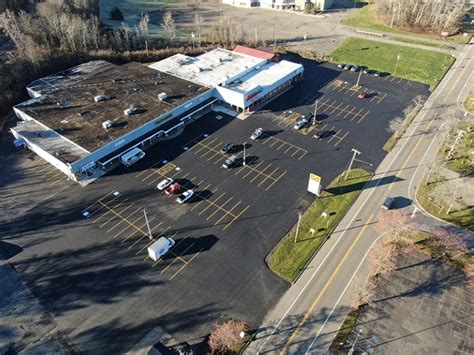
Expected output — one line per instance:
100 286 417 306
233 45 276 61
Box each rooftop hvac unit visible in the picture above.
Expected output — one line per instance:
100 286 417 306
94 95 114 103
102 120 113 129
158 92 168 101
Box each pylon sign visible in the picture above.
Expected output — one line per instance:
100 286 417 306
308 173 321 196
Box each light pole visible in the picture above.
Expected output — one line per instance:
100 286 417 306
243 141 247 166
348 328 363 354
394 54 401 76
294 211 303 243
356 69 363 87
313 99 318 125
345 149 361 180
144 208 153 241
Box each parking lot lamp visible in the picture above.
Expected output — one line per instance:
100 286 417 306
243 141 247 166
349 328 363 354
144 208 153 241
313 100 318 126
345 149 361 180
356 69 363 87
294 211 303 243
394 54 401 76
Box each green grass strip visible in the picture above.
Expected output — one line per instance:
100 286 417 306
267 168 372 283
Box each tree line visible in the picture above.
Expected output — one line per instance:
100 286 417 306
374 0 468 33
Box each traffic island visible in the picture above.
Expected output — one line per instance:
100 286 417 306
267 168 372 283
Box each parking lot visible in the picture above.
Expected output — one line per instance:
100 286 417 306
0 58 430 352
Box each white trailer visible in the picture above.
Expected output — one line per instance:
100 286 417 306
148 237 176 262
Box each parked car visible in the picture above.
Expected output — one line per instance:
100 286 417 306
358 91 367 100
165 182 182 195
220 143 235 154
350 65 360 72
222 155 239 169
250 128 263 140
294 117 309 130
157 177 174 191
337 63 345 69
313 130 322 139
343 64 352 71
177 189 194 204
362 67 370 74
306 112 314 122
374 71 383 77
382 196 395 210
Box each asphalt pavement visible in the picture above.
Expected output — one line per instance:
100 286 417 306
245 40 474 354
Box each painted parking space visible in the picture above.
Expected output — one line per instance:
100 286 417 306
327 79 387 105
260 135 308 160
81 190 200 280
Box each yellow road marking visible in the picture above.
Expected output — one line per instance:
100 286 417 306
281 214 374 353
257 166 279 187
112 214 143 239
223 205 250 231
265 170 287 191
328 129 342 143
99 200 129 227
357 110 370 124
214 201 241 225
334 132 349 146
127 221 163 249
169 249 203 280
207 196 234 220
107 206 141 232
388 119 434 190
199 193 226 215
82 191 115 214
122 218 159 243
99 201 150 237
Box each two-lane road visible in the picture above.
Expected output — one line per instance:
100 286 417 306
245 41 474 354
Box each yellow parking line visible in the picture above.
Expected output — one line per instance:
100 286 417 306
112 214 143 239
107 206 141 232
160 242 195 274
82 191 115 214
138 227 172 255
214 201 241 225
223 205 250 231
351 109 364 122
99 200 128 227
357 110 370 124
250 164 274 183
240 161 264 179
343 107 355 119
99 201 150 238
257 166 279 187
169 249 203 280
207 196 234 220
328 129 342 143
122 218 159 243
190 184 212 211
199 192 226 216
265 170 287 191
127 220 163 249
334 131 349 146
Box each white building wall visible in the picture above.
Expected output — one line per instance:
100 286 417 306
214 86 245 109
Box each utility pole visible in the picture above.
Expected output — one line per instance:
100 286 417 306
144 208 153 241
447 130 465 161
313 99 318 125
394 54 401 76
345 149 361 180
294 211 303 243
243 141 247 166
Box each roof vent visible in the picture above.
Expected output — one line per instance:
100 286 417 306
94 95 114 103
158 92 168 101
102 120 113 129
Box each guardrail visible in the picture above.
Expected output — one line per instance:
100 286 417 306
355 29 385 37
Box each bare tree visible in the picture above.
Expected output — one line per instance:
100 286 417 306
375 210 416 242
429 228 468 259
138 13 150 53
387 116 404 136
162 11 176 43
208 320 249 354
368 240 398 277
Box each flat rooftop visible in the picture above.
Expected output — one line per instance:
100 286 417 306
16 62 207 153
148 48 265 87
225 60 304 93
26 60 118 98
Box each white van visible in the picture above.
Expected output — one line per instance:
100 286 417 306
147 236 176 262
121 147 145 167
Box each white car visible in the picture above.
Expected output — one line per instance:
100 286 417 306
177 189 194 204
157 177 174 191
251 128 263 140
293 117 308 130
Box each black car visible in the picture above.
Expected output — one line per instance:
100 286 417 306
220 143 235 154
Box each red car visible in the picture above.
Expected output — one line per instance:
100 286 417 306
165 182 182 195
358 91 367 100
313 131 322 139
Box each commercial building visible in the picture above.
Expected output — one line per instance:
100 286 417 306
11 47 303 184
222 0 352 10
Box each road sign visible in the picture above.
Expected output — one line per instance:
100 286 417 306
307 173 321 196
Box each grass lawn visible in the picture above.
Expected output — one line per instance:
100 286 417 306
267 168 372 283
329 307 362 352
441 120 474 175
464 94 474 115
416 181 474 231
330 37 454 89
341 5 471 44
